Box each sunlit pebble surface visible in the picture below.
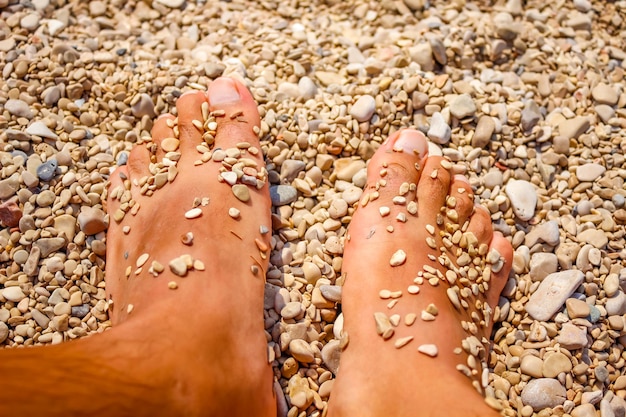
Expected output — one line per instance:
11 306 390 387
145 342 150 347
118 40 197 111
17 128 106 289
1 0 626 415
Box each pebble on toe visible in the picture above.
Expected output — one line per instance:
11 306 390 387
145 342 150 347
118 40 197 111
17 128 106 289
389 250 407 266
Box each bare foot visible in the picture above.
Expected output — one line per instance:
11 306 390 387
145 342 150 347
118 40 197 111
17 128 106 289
102 77 277 416
327 129 513 417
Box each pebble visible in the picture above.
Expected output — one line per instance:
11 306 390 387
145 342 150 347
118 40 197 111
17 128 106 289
558 116 590 140
427 112 451 145
505 179 537 221
0 199 22 227
449 94 476 119
77 207 107 235
389 250 407 266
0 322 7 343
417 344 438 357
350 95 376 122
591 83 619 105
26 121 58 139
289 339 315 363
521 100 542 131
521 378 566 411
37 159 58 182
542 352 572 378
525 270 585 321
154 0 185 8
34 237 66 257
231 184 250 202
321 340 341 374
566 298 590 319
577 228 608 249
472 115 495 148
269 185 297 206
556 322 588 350
525 220 560 247
131 93 157 118
576 163 606 182
5 99 34 119
2 287 26 302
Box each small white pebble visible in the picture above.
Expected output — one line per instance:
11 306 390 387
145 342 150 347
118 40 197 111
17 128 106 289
418 344 438 357
136 253 150 268
127 304 134 314
407 285 420 294
228 207 241 219
379 289 392 299
185 208 202 219
390 250 407 266
405 313 417 326
379 206 390 217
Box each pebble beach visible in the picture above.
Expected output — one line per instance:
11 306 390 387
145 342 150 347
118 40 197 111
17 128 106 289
1 0 626 415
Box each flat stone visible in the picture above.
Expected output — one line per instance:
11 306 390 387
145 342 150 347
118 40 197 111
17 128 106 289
34 237 67 257
577 228 608 249
280 160 306 182
520 354 544 378
427 112 451 144
521 100 542 131
556 322 588 349
521 378 567 411
315 71 346 87
528 252 558 281
54 214 77 241
154 0 185 8
2 286 26 302
526 270 585 321
270 185 297 206
37 159 58 181
231 184 250 202
542 352 573 377
320 285 342 302
449 94 476 119
576 163 606 182
571 403 596 417
335 159 366 182
472 115 495 148
281 301 304 319
350 95 376 122
558 116 590 140
131 93 156 118
505 179 537 221
595 104 615 123
23 246 41 277
592 83 619 105
0 173 20 199
606 292 626 316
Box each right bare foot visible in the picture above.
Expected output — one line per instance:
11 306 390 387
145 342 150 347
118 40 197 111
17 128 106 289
327 129 513 417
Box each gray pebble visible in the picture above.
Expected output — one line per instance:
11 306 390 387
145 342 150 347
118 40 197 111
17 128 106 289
37 159 58 181
72 304 91 319
270 185 297 206
117 152 129 166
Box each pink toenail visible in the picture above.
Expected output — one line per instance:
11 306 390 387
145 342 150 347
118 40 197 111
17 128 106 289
392 129 428 157
209 78 241 105
453 174 471 184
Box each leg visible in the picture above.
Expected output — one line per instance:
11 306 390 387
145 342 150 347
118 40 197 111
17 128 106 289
327 129 513 417
0 78 277 417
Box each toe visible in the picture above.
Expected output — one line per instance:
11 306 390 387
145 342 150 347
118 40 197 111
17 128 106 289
447 174 475 227
466 205 494 244
207 77 262 156
151 114 176 160
485 232 513 308
175 91 208 156
416 156 452 222
126 144 151 180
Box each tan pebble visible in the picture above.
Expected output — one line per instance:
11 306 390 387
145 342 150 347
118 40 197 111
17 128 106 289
185 208 202 219
193 260 205 271
405 313 417 326
169 257 188 277
430 169 438 179
136 253 150 268
127 304 134 314
387 299 398 309
426 303 439 316
379 289 392 299
386 225 394 233
390 291 403 299
396 213 407 222
228 207 241 219
161 138 180 152
390 250 407 266
399 182 410 195
425 224 435 235
232 184 250 202
425 237 437 249
407 285 420 294
151 261 164 274
407 201 418 215
394 336 414 349
389 314 401 327
417 344 438 357
374 312 393 337
440 159 453 170
125 265 132 277
180 254 194 268
168 281 178 290
379 206 390 217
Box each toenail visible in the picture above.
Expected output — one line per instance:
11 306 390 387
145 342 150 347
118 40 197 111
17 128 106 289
157 114 173 120
453 174 471 184
209 78 241 105
392 130 428 157
180 90 202 98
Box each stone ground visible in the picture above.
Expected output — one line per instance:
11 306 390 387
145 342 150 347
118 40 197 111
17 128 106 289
1 0 626 416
